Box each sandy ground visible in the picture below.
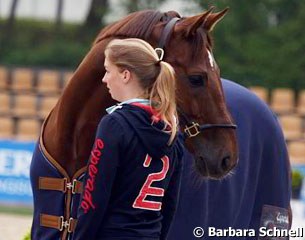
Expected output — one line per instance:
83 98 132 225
0 213 32 240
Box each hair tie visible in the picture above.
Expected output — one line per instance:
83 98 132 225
154 48 164 62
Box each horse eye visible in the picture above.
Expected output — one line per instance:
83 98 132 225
188 75 206 87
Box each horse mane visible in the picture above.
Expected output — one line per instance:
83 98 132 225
94 9 212 62
94 10 180 44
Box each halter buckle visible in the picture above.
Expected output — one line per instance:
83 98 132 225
184 122 201 138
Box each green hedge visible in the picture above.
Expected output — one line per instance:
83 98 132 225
197 0 305 91
1 12 304 91
0 19 93 69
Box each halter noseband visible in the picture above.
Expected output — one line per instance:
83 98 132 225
178 108 237 139
158 16 237 140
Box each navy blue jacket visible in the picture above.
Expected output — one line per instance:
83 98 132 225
73 103 184 240
168 79 291 239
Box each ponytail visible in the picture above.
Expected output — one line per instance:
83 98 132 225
150 61 178 145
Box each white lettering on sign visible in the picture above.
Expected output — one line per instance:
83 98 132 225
0 149 32 177
0 178 32 196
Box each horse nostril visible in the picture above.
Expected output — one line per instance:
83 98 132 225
195 155 209 176
221 156 231 171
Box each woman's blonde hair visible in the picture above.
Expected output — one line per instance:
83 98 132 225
105 38 178 144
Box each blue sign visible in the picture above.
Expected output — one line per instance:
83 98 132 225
0 140 35 205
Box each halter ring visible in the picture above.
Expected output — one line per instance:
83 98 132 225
154 48 164 61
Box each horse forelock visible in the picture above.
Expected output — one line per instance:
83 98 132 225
190 28 213 61
93 10 180 45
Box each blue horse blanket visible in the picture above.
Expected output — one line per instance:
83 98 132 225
168 79 291 239
30 79 291 240
30 136 86 240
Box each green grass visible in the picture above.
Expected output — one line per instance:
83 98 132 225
0 205 33 216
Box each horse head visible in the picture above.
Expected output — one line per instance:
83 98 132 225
142 8 238 178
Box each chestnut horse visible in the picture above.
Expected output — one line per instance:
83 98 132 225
42 9 238 179
30 9 239 239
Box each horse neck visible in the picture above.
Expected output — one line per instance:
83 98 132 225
43 42 113 177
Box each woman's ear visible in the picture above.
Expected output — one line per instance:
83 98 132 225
122 69 131 84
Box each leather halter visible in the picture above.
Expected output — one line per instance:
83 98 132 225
178 109 237 139
158 17 180 48
158 16 237 140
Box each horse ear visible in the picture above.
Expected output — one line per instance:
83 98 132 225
185 7 215 36
203 7 229 32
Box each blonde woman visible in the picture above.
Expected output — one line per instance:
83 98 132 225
73 38 184 240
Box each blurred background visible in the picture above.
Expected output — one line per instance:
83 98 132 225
0 0 304 239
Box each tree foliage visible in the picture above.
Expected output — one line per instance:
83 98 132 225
84 0 109 30
123 0 166 12
0 0 19 51
195 0 305 90
55 0 64 31
0 0 304 91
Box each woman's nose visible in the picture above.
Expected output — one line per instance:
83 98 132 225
102 75 107 83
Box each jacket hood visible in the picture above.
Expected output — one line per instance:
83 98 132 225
115 103 177 159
